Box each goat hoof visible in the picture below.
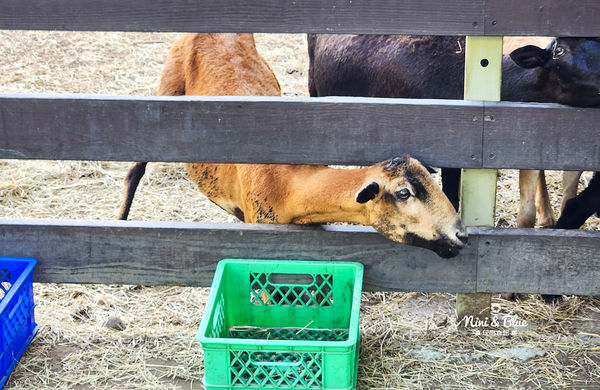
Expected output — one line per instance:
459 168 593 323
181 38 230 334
537 217 555 228
516 214 536 229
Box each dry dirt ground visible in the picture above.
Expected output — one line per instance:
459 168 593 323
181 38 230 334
1 31 599 389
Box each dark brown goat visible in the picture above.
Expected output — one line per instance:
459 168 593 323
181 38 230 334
308 35 600 227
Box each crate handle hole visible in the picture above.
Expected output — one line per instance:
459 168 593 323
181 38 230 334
250 358 302 368
268 273 314 286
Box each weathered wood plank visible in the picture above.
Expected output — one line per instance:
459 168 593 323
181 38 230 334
485 0 600 37
483 102 600 170
0 94 483 168
1 219 599 295
0 219 477 292
3 95 599 170
0 0 484 35
1 0 597 36
476 227 600 296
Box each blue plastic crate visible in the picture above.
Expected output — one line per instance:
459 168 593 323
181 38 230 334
0 257 38 388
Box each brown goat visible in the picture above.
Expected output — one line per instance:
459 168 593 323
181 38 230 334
118 33 467 258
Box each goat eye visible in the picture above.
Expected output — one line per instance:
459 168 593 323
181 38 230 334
554 47 565 57
396 188 411 200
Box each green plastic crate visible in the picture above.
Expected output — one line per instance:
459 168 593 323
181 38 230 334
197 259 363 389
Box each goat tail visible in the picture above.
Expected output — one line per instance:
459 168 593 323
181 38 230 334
117 162 148 220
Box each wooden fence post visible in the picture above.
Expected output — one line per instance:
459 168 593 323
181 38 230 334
456 36 502 325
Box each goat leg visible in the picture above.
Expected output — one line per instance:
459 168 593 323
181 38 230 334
556 172 600 229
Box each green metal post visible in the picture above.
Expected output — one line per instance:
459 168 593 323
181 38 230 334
456 36 503 325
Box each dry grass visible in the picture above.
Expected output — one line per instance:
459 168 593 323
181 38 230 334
1 31 599 389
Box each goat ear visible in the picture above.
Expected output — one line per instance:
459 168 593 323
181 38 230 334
356 182 380 204
510 45 551 69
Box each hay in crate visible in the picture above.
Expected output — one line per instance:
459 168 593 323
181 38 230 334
0 30 599 389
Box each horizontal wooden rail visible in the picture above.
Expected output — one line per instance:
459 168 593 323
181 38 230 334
0 94 483 168
483 102 600 171
1 94 599 170
1 218 598 295
0 0 598 36
484 0 600 37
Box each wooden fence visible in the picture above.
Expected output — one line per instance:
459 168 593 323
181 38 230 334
1 0 599 296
